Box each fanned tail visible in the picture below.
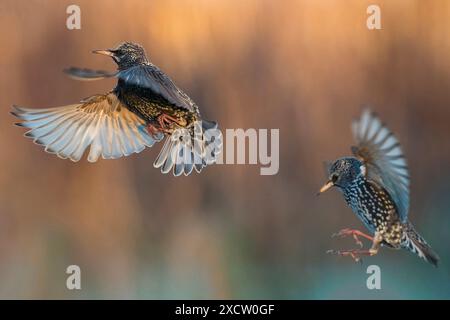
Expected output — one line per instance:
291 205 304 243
153 119 222 176
403 222 439 267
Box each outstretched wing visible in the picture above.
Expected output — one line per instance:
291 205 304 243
117 65 199 113
12 92 163 162
351 109 410 222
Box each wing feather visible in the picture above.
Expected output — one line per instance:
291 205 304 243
12 92 163 162
352 109 410 221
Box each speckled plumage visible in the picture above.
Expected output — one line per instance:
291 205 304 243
340 161 403 248
114 58 201 127
321 109 439 266
115 74 198 131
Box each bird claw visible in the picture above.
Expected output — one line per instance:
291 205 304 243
331 228 351 238
327 249 364 264
328 230 380 264
157 114 186 134
331 228 371 248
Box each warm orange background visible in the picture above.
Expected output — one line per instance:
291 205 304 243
0 0 449 298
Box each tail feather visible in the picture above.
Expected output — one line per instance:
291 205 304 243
153 119 222 176
403 223 439 267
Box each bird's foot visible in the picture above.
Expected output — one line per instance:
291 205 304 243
332 228 373 248
157 114 186 133
326 248 378 263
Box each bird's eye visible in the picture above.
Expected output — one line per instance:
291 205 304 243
331 174 338 183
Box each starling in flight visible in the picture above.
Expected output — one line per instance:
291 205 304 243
12 42 221 176
319 109 439 266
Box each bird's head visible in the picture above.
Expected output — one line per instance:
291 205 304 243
93 42 148 70
318 157 365 194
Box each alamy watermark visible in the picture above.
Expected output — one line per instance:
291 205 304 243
66 5 81 30
366 265 381 290
170 125 279 176
66 265 81 290
367 4 381 30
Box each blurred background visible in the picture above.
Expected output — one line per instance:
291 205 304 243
0 0 449 299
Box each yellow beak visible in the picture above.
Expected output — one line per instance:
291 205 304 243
318 180 334 195
92 49 114 57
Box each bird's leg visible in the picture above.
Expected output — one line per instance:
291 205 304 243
157 114 186 133
327 233 382 263
332 228 374 248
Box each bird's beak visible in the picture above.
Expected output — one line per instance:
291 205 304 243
317 180 334 195
92 49 114 57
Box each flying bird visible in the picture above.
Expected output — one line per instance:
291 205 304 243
319 109 439 266
12 42 221 176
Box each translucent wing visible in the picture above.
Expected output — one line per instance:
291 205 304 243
351 109 410 221
12 92 163 162
153 120 222 176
